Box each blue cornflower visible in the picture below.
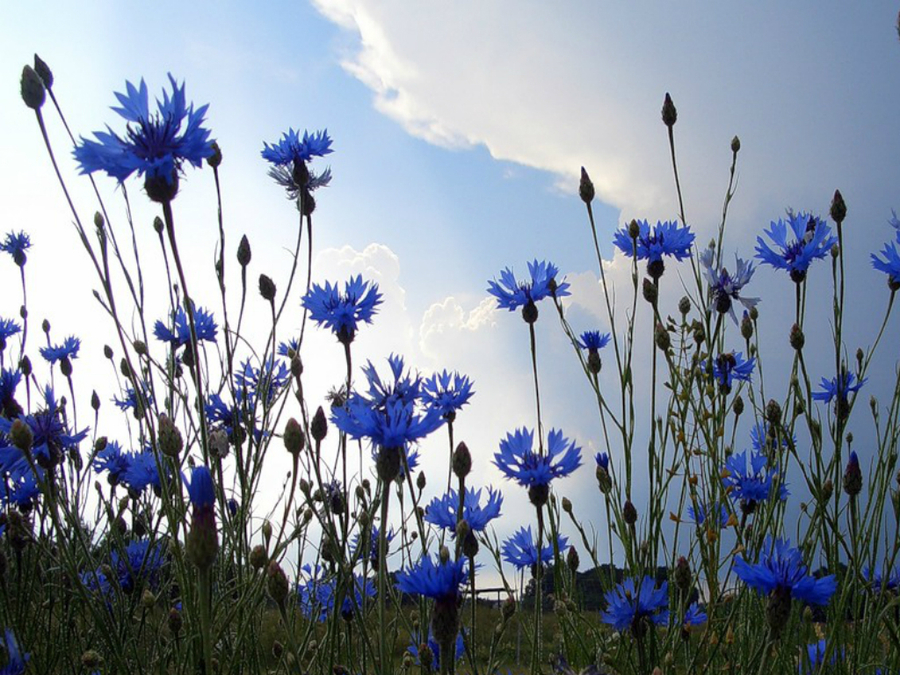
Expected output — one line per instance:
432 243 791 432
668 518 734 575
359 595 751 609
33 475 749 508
235 358 290 406
801 639 842 675
755 212 837 283
750 422 796 455
578 330 611 351
277 338 300 357
722 449 788 508
0 369 22 418
682 603 707 627
121 450 165 496
360 355 419 410
110 538 165 592
333 397 443 454
871 239 900 291
0 232 31 267
0 628 28 675
424 487 503 533
613 219 695 279
74 75 214 201
812 371 866 420
113 384 153 413
863 565 900 593
502 526 568 570
0 319 21 345
0 470 40 511
687 502 729 529
601 576 669 636
297 567 375 622
487 259 571 320
154 305 218 348
408 631 464 672
421 370 474 420
0 386 88 469
262 128 333 165
700 247 759 322
302 275 382 344
40 335 80 364
93 440 132 485
395 555 467 603
595 452 609 471
493 428 582 505
351 526 394 568
734 538 836 606
708 351 755 392
188 465 215 509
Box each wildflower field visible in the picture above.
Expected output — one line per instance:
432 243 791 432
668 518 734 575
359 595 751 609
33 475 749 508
3 49 900 675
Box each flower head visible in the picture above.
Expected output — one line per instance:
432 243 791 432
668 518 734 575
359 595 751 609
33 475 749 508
262 128 333 165
750 422 796 455
755 212 837 283
734 537 836 606
722 449 788 507
708 351 755 392
408 631 464 672
395 555 467 603
601 576 669 636
487 259 570 320
493 428 582 503
297 566 375 622
113 384 153 413
0 628 29 675
501 526 568 570
577 330 611 351
74 75 214 201
93 440 132 485
682 603 707 627
420 370 474 419
0 232 31 267
154 305 218 347
351 526 394 568
188 465 215 509
613 219 695 279
235 358 290 407
700 247 759 322
302 275 382 344
871 239 900 290
424 487 503 533
0 319 21 347
812 371 866 417
686 502 728 529
39 336 80 364
110 538 165 592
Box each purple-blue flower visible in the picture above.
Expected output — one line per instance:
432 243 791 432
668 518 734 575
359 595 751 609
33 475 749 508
408 631 464 672
39 336 80 364
74 75 213 196
722 449 788 506
487 259 571 316
297 566 375 622
600 576 669 633
0 319 21 345
734 538 836 606
424 487 503 533
700 247 759 322
708 351 755 392
502 526 568 570
93 440 132 485
682 603 707 627
277 337 300 357
613 219 695 279
0 628 28 675
395 555 467 603
188 465 215 509
235 358 290 406
154 305 218 347
302 275 382 344
421 370 474 419
113 384 153 413
686 502 728 529
750 422 795 455
871 239 900 290
493 428 582 489
595 452 609 471
0 232 31 267
0 385 88 469
577 330 611 351
812 371 866 409
262 128 333 165
110 538 165 592
351 526 394 568
755 212 837 283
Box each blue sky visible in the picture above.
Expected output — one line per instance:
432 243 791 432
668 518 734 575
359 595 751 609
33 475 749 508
3 1 900 574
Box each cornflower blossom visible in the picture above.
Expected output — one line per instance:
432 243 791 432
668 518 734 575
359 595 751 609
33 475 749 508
0 369 23 418
871 238 900 290
493 427 582 506
74 75 214 202
501 526 568 570
0 385 88 470
613 219 695 280
686 502 728 529
0 232 31 267
262 128 333 165
682 603 707 627
578 330 611 374
186 465 217 570
863 566 900 592
408 632 465 672
487 259 571 322
0 319 21 346
121 450 165 496
277 338 300 357
700 247 759 322
755 212 837 283
297 567 375 622
360 354 419 409
595 452 609 470
750 422 795 455
812 371 866 420
153 305 218 348
351 526 394 569
301 275 382 345
235 358 290 406
601 576 669 637
708 351 755 392
39 336 80 364
113 384 153 413
0 629 28 675
424 487 503 533
734 538 836 629
420 369 474 420
721 449 788 511
801 640 842 674
395 555 467 603
93 441 132 485
110 539 165 592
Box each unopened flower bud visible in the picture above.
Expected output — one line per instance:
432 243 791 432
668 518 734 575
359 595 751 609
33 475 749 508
311 406 328 442
623 499 637 525
821 479 834 502
579 167 595 204
567 546 579 572
561 496 573 514
843 451 862 497
628 219 641 240
258 274 276 302
830 189 847 224
452 442 472 479
207 141 222 169
141 589 157 609
731 135 741 153
158 414 183 458
741 313 753 340
675 556 692 593
642 278 657 305
456 519 471 542
733 395 744 417
168 607 183 635
290 355 302 378
250 544 268 571
655 323 670 351
10 419 32 452
237 235 251 267
661 92 677 127
678 295 691 316
20 65 45 110
91 390 100 412
416 472 426 491
33 54 53 88
283 418 304 456
267 560 289 606
103 345 114 360
262 520 273 545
